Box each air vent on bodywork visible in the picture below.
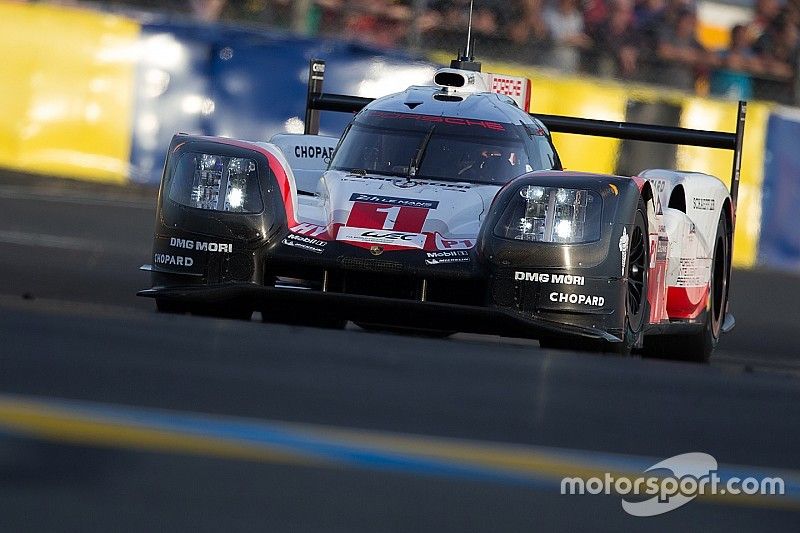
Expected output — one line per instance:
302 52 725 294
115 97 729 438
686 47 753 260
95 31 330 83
223 252 255 281
434 71 466 88
339 257 405 274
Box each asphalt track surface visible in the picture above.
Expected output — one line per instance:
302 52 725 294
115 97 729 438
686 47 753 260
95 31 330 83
0 173 799 532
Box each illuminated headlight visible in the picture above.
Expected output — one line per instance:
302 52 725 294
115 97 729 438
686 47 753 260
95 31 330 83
170 152 262 213
498 186 602 243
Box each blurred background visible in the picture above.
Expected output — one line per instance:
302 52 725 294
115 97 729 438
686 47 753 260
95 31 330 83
1 2 800 531
1 0 799 269
71 0 800 103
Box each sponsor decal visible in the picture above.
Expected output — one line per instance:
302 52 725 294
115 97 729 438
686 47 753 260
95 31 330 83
657 237 669 261
336 226 427 249
170 237 232 253
490 75 524 97
619 227 629 276
676 258 711 287
649 235 658 269
393 179 418 189
549 292 605 307
650 178 667 194
349 193 438 210
282 233 327 254
290 223 328 237
347 199 431 235
692 197 715 211
426 250 470 265
434 234 474 250
154 253 194 267
514 272 585 286
368 110 506 132
294 145 334 159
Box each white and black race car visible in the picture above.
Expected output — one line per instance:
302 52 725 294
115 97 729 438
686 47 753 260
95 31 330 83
139 53 747 362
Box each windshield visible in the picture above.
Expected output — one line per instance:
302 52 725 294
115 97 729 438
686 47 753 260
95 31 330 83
329 110 558 185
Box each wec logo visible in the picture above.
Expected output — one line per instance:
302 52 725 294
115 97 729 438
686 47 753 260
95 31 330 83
361 231 415 241
336 226 427 249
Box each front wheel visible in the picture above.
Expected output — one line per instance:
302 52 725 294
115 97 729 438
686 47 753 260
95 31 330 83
539 197 649 356
606 197 650 355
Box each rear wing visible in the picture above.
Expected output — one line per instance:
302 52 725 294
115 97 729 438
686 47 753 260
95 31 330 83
303 59 746 231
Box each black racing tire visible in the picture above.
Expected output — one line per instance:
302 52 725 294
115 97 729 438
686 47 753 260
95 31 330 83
539 197 649 356
605 196 650 356
644 211 730 363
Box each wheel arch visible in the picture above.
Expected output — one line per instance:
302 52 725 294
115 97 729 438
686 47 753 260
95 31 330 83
668 184 686 212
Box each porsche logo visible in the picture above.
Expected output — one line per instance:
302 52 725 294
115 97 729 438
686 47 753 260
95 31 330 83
370 245 384 256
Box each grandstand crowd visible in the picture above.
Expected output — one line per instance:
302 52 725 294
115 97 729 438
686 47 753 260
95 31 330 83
82 0 800 103
257 0 800 103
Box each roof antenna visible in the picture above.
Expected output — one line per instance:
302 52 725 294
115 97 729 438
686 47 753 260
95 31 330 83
450 0 481 72
465 0 473 59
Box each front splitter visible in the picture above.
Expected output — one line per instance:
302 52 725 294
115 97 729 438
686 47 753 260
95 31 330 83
138 283 622 342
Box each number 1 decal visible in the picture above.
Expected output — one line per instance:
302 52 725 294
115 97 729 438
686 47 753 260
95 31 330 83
376 206 402 230
347 202 430 233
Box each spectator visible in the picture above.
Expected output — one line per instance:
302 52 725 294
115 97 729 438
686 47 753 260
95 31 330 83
755 13 800 81
752 12 800 103
746 0 783 44
342 1 412 48
654 7 713 90
592 0 641 78
433 0 503 36
583 0 609 36
634 0 666 31
423 0 510 57
507 0 548 47
83 0 800 104
543 0 593 73
710 24 764 100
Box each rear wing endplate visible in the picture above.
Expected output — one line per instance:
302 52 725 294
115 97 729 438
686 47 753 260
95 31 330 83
303 59 746 230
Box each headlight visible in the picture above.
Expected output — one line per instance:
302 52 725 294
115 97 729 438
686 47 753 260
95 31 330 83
168 152 263 213
497 185 602 243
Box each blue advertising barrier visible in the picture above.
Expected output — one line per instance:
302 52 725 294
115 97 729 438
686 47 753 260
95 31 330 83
128 20 436 185
758 111 800 270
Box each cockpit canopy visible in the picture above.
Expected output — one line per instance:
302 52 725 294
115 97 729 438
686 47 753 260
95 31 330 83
329 110 560 185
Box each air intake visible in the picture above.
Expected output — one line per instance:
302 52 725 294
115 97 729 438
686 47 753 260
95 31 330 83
434 71 466 88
